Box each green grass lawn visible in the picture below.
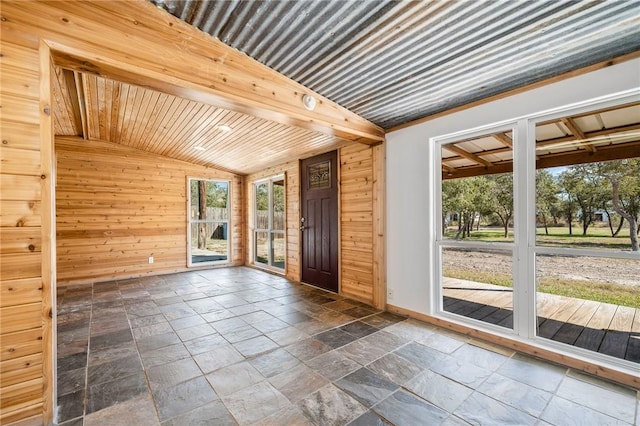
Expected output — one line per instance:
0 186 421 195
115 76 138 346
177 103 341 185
444 225 634 249
444 268 640 309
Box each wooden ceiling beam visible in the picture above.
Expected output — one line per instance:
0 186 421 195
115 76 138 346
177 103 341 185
560 117 596 152
445 144 494 168
1 1 383 145
443 141 640 180
536 122 640 147
493 133 513 148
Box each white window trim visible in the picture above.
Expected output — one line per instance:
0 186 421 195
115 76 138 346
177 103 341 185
253 174 286 272
186 177 232 268
430 88 640 374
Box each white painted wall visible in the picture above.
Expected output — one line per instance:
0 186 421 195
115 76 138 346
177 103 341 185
385 58 640 314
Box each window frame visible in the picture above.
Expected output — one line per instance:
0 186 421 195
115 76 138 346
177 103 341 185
186 177 232 268
253 174 286 272
430 89 640 372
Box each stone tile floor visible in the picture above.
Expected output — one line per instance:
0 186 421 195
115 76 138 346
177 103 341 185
55 267 640 426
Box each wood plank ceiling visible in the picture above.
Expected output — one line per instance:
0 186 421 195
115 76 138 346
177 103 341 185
52 66 345 175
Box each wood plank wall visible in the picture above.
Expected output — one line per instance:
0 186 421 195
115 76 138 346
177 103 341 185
56 137 243 284
245 162 301 282
340 145 377 305
0 39 49 425
0 2 384 423
244 146 386 309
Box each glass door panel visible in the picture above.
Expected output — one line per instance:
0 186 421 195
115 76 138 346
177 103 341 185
534 101 640 363
254 176 286 270
438 129 515 330
189 180 229 265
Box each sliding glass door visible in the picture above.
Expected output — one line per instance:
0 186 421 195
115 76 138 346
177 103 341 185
254 176 285 271
436 127 517 331
188 179 230 266
433 93 639 369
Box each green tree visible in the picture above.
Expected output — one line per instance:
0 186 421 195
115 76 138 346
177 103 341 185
597 158 640 251
536 169 560 235
559 166 606 236
487 173 513 238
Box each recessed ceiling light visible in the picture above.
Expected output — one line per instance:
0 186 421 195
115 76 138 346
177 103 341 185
217 125 232 132
194 146 206 151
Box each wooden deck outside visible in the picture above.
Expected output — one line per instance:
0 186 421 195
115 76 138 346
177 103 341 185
443 277 640 363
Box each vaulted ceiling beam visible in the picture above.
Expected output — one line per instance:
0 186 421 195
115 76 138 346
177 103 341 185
443 141 640 180
445 144 494 168
493 133 513 148
536 122 640 147
1 0 384 145
561 117 596 152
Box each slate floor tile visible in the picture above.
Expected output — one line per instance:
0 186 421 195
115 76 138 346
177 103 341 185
206 361 264 396
253 405 314 426
269 363 329 403
58 351 88 373
417 332 466 354
58 367 86 396
430 354 492 389
285 338 332 361
222 381 290 425
183 333 228 355
478 373 553 417
57 268 638 426
367 352 423 387
175 323 216 341
540 395 630 426
89 342 139 368
406 370 473 413
87 353 143 385
451 343 509 371
373 389 448 426
249 348 301 378
193 344 244 373
140 342 190 368
347 410 391 426
394 341 446 369
454 392 537 426
90 328 133 352
315 328 359 349
335 367 398 408
555 376 636 423
136 331 182 353
339 321 379 338
86 372 149 414
497 354 566 392
147 357 202 390
152 376 218 422
297 384 367 426
57 389 85 423
305 350 361 381
160 400 235 426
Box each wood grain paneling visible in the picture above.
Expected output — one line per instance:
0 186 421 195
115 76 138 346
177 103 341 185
0 38 47 425
52 70 345 175
340 144 375 305
56 137 243 284
246 161 300 282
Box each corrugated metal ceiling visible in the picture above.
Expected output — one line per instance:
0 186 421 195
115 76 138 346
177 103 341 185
150 0 640 129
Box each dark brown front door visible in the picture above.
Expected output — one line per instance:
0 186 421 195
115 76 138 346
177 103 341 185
300 150 338 292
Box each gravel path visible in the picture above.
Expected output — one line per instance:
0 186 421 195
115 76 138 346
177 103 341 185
443 248 640 288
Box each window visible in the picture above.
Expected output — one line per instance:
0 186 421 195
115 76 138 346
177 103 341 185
433 93 640 370
188 179 230 266
437 128 516 331
254 176 285 270
533 101 640 363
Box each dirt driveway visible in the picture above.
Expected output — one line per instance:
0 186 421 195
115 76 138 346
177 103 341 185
443 248 639 288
